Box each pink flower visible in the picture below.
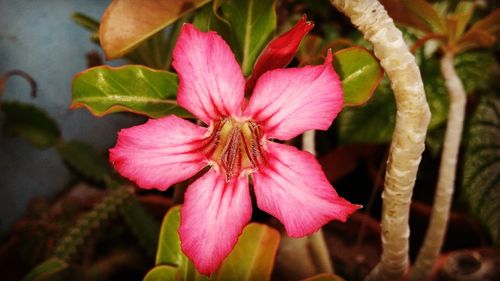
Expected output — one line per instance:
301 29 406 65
110 24 360 275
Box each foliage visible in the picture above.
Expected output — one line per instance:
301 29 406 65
53 188 132 261
380 0 500 54
1 102 60 148
99 0 211 59
332 47 384 106
149 206 280 281
56 140 111 182
338 79 396 144
462 95 500 245
219 0 277 76
71 66 190 118
21 258 69 281
338 49 495 146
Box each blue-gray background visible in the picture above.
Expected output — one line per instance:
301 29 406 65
0 0 144 231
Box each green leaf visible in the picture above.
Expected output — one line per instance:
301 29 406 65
56 140 111 182
155 206 279 281
1 102 61 148
333 47 383 106
71 65 191 118
216 223 280 281
455 51 494 94
338 79 396 144
143 265 179 281
156 205 186 266
302 273 345 281
220 0 277 76
22 258 69 281
156 205 198 280
193 3 230 36
462 95 500 245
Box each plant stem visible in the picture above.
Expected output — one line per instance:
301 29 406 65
54 187 132 261
409 51 466 281
329 1 431 280
302 130 334 274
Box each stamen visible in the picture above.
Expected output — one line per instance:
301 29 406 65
204 118 264 181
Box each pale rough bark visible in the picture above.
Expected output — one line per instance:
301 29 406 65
409 52 466 281
301 130 334 274
329 1 431 280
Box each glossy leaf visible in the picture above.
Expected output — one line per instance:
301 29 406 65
72 12 173 69
22 258 69 281
1 102 60 148
143 265 179 281
155 205 198 280
221 0 277 76
402 0 446 33
216 223 280 281
72 65 190 118
338 79 396 144
302 273 345 281
193 3 229 35
155 206 279 280
462 96 500 245
100 0 211 59
56 140 111 182
156 205 186 266
332 47 383 106
245 16 313 94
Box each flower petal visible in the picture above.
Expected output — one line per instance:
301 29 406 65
245 52 343 140
109 115 207 190
179 169 252 275
253 142 360 237
173 24 245 124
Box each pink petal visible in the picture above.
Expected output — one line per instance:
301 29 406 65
109 115 207 191
179 169 252 275
252 142 360 237
246 16 314 94
173 24 245 124
245 51 343 140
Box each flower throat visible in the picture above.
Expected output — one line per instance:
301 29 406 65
204 118 264 181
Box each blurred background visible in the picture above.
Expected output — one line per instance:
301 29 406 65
0 0 142 231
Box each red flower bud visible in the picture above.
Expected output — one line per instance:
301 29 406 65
246 15 314 94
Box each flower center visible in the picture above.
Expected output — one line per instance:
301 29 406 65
204 118 264 181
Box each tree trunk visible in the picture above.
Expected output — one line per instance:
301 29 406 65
410 52 466 281
329 1 431 280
